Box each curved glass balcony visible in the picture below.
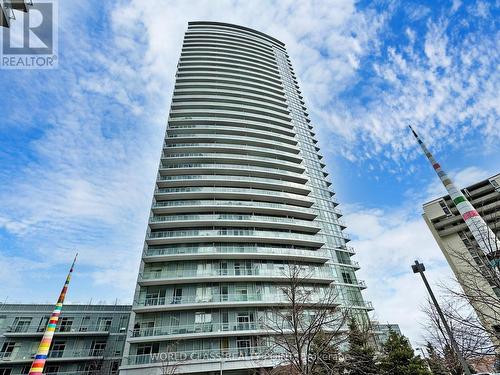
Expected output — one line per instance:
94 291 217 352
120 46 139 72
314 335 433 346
154 187 312 207
159 163 306 181
156 174 310 194
130 321 266 339
165 134 299 154
173 86 287 109
125 345 274 366
163 143 301 161
167 126 296 147
160 154 304 173
149 213 318 232
146 228 324 247
151 200 317 219
144 244 325 258
162 152 302 169
139 265 333 283
133 291 336 311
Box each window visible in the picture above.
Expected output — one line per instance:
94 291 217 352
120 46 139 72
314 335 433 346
0 342 15 358
341 272 353 284
80 316 90 332
237 312 253 330
137 343 159 356
194 312 212 325
50 341 65 358
44 365 59 374
20 366 30 374
37 316 49 332
439 200 452 217
90 340 106 356
58 317 73 332
172 288 183 303
0 369 12 375
97 317 112 332
0 316 6 330
13 317 32 333
196 287 212 302
110 360 120 374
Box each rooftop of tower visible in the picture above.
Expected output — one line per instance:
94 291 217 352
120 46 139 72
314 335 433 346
188 21 286 49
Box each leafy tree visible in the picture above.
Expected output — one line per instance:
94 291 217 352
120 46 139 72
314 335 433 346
424 342 448 375
342 317 378 375
378 331 431 375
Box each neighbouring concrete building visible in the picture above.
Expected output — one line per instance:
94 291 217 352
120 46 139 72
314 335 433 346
0 304 131 375
120 21 373 375
423 173 500 337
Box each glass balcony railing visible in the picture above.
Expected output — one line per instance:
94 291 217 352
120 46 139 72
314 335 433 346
162 152 302 168
0 349 105 361
134 291 333 308
131 322 266 338
159 162 305 179
152 200 315 215
155 187 310 203
164 142 300 158
146 229 323 244
3 323 111 334
149 214 317 230
140 266 333 281
165 134 299 152
167 125 296 142
144 245 327 259
125 345 274 365
157 174 309 192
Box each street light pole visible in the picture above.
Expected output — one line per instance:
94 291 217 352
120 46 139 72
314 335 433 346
411 260 472 375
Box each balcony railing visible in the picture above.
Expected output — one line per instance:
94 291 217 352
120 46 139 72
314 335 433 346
149 213 317 229
154 187 310 203
4 324 111 335
125 345 275 365
152 199 315 215
164 142 299 158
160 162 305 179
0 349 105 362
144 244 327 260
134 292 334 309
140 266 333 281
146 229 322 244
131 322 266 338
162 152 301 167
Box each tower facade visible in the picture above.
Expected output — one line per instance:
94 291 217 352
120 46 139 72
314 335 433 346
121 21 372 375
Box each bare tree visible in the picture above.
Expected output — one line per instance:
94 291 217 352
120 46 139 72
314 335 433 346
261 264 348 375
421 298 495 374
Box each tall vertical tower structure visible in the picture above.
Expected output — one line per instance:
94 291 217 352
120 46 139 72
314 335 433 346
121 22 372 375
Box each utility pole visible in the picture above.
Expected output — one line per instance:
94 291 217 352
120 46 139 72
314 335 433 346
411 260 472 375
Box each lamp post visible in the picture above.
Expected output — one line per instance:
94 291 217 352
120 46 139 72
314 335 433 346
411 260 471 375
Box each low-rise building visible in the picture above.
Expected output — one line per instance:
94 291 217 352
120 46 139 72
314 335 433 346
0 304 131 375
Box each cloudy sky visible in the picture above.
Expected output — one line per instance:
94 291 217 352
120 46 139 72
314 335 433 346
0 0 498 345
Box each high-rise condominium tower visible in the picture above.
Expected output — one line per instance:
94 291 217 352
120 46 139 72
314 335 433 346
120 21 372 375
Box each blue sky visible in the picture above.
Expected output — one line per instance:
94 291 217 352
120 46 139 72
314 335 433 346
0 0 498 344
